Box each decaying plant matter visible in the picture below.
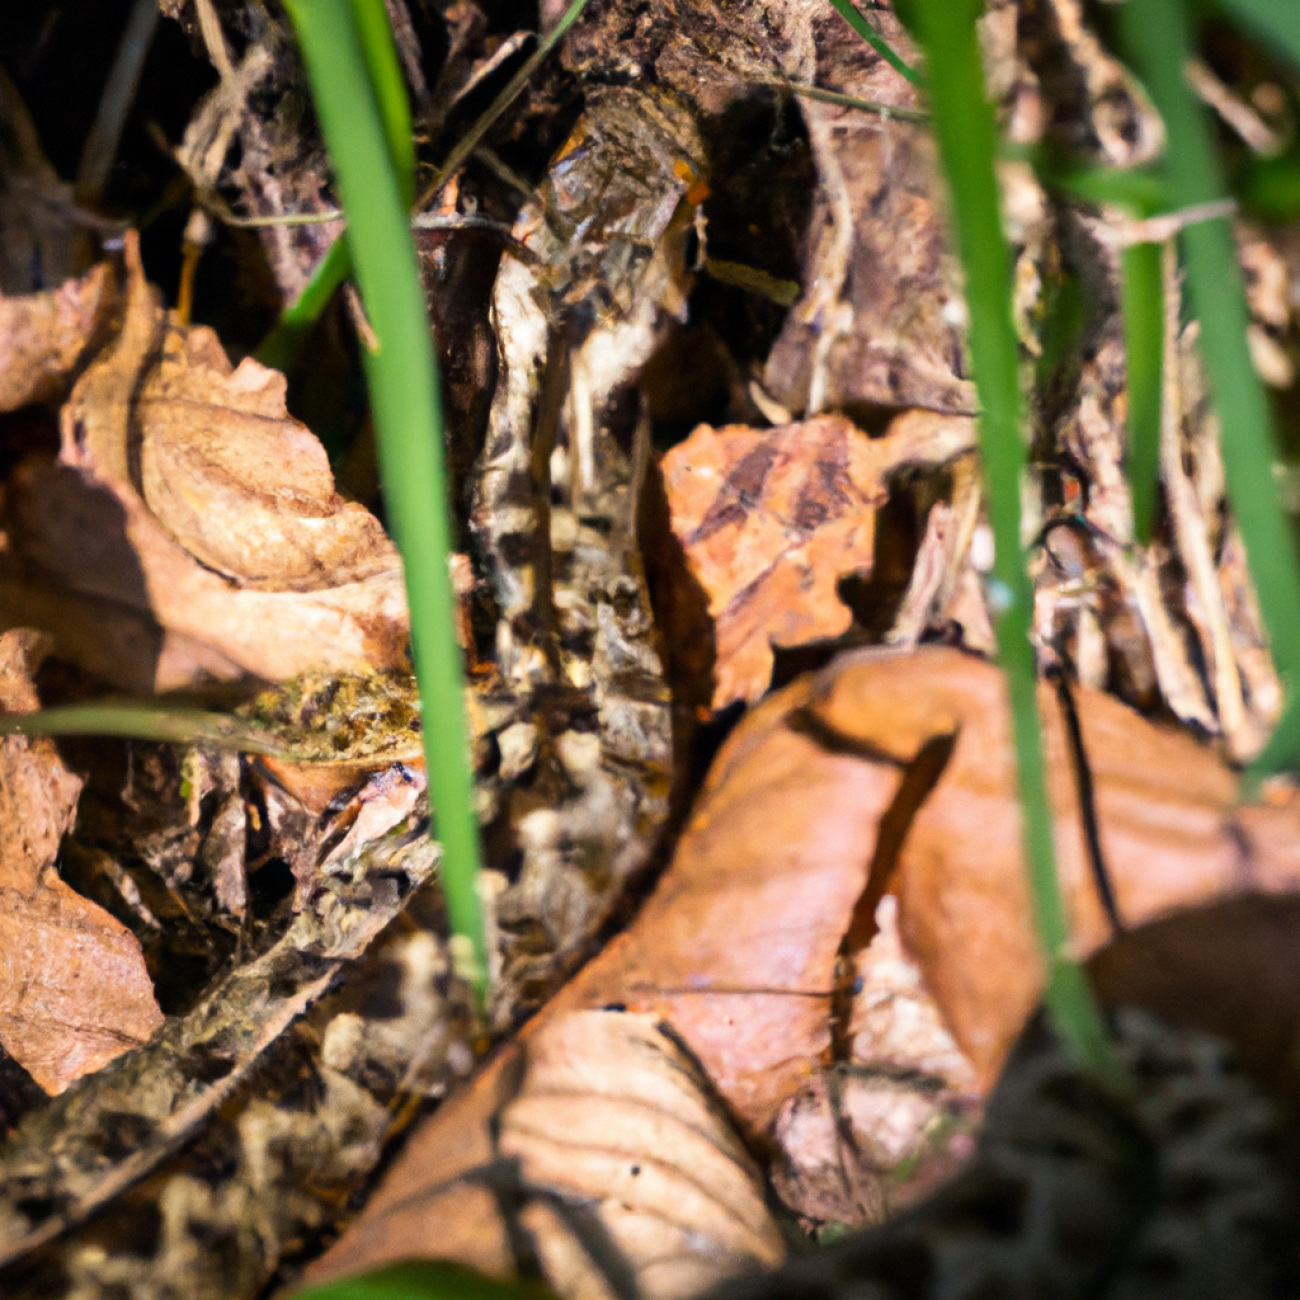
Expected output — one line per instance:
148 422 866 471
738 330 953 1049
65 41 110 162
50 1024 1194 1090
3 0 1300 1297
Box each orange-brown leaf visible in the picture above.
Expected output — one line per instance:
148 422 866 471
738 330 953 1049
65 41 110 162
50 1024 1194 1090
0 631 162 1094
662 412 974 708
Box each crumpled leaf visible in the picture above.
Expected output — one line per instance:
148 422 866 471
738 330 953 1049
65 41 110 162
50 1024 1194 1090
661 411 975 708
307 662 912 1286
132 323 398 591
0 630 163 1094
767 893 981 1231
500 1011 785 1299
0 232 409 691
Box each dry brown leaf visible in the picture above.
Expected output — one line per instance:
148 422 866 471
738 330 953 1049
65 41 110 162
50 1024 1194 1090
0 630 163 1094
764 893 981 1231
308 670 910 1285
0 232 409 690
311 644 1300 1283
132 324 398 591
761 10 973 418
306 1011 783 1300
661 412 975 708
804 647 1300 1087
0 262 115 411
499 1011 784 1298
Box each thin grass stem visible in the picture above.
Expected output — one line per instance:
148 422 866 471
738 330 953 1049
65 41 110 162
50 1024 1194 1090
906 0 1123 1083
1117 0 1300 781
282 0 487 993
414 0 592 211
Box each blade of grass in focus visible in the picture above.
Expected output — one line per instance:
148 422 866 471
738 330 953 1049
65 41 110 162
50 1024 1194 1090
1120 239 1164 545
827 0 924 87
1117 0 1300 782
256 0 414 370
902 0 1123 1084
281 0 487 992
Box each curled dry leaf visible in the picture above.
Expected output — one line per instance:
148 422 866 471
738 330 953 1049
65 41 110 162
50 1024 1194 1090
308 658 914 1285
662 412 975 708
767 894 981 1231
0 631 163 1095
0 232 408 690
803 647 1300 1087
501 1012 784 1299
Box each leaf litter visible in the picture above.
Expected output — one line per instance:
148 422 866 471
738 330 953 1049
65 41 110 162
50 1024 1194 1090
4 0 1300 1296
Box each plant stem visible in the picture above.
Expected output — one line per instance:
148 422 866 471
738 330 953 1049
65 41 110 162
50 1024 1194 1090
907 0 1122 1082
282 0 488 994
1117 0 1300 781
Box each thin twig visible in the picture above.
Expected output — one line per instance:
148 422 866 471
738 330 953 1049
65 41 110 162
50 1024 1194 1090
75 0 159 206
415 0 594 211
779 79 930 124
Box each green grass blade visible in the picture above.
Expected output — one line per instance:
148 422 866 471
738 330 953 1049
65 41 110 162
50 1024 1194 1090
1120 239 1164 544
292 1261 555 1300
907 0 1122 1083
256 0 415 370
1217 0 1300 73
282 0 487 991
255 235 352 370
0 703 295 758
828 0 925 87
1117 0 1300 779
349 0 415 207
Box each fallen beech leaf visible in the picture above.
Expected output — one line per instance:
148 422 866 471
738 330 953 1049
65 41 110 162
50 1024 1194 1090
803 647 1300 1087
0 233 409 690
307 1012 783 1300
134 323 398 591
310 646 1300 1284
662 412 975 708
0 631 163 1093
0 263 115 411
768 894 980 1230
500 1011 784 1298
307 673 910 1286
